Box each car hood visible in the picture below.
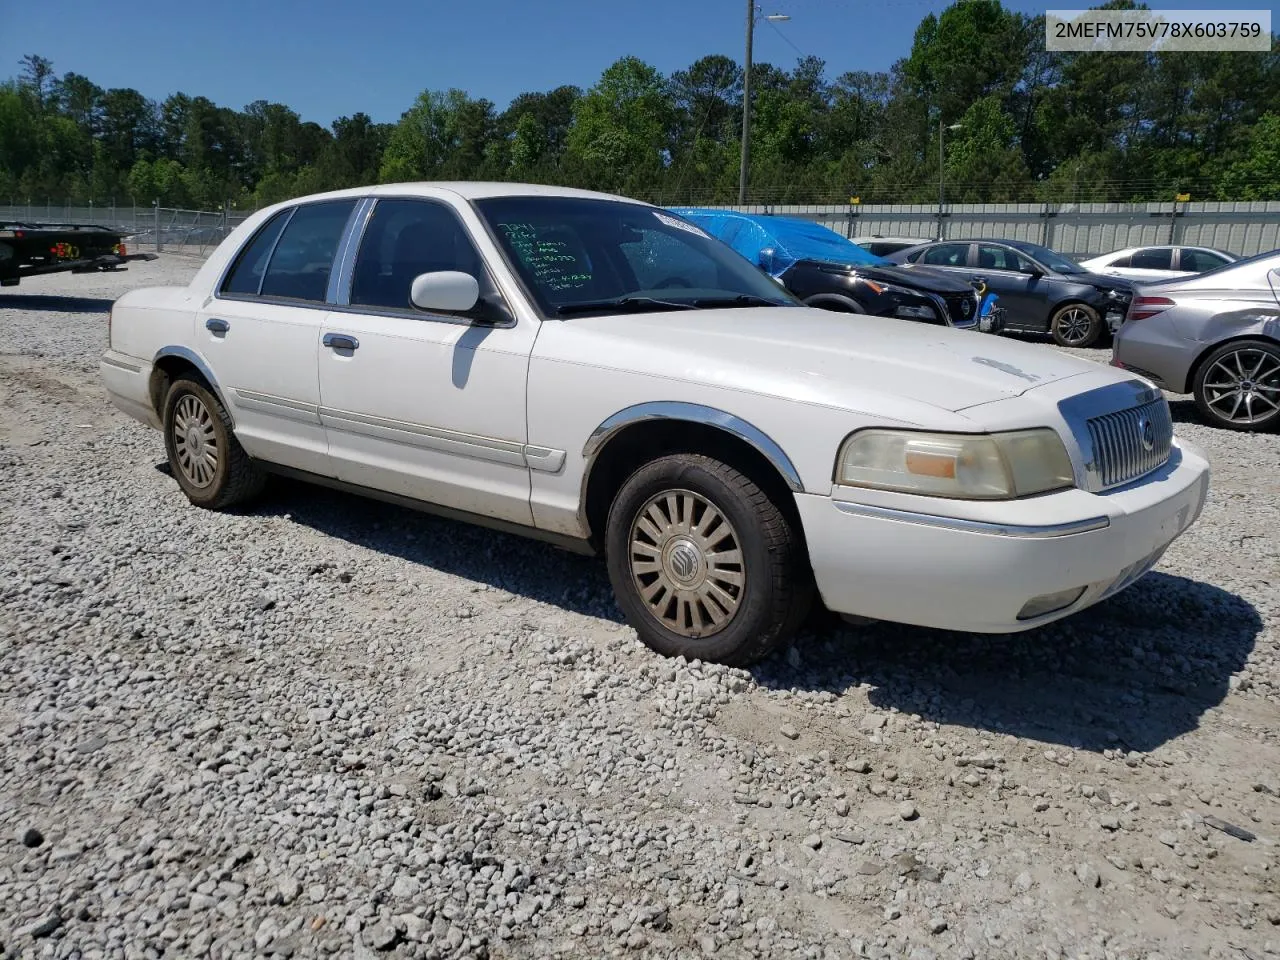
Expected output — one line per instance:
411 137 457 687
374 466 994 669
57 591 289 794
814 262 977 294
540 306 1103 417
1071 270 1134 292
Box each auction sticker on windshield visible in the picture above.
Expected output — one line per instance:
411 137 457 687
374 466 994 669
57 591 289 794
654 212 710 238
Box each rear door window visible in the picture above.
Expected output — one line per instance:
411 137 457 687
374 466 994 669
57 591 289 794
259 200 357 302
1179 248 1230 273
920 243 969 267
1129 248 1173 270
975 245 1026 271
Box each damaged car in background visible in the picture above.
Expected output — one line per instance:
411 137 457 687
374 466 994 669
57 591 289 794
888 238 1133 347
1112 249 1280 432
670 209 1000 332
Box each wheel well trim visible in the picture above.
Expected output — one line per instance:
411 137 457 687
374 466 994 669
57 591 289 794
1185 333 1280 395
1051 298 1101 316
582 402 805 493
803 292 865 313
152 346 234 426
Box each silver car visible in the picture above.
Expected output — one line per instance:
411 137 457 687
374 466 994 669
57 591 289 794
1111 250 1280 431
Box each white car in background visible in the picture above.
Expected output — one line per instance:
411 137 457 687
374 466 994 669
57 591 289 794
1080 245 1237 282
100 183 1210 665
851 236 935 258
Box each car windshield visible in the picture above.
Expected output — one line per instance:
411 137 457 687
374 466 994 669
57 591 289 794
1006 241 1086 274
473 196 800 316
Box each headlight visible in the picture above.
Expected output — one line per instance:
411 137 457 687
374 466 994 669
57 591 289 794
836 428 1075 499
854 278 941 321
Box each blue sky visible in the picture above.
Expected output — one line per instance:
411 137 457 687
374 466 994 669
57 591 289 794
5 0 1228 127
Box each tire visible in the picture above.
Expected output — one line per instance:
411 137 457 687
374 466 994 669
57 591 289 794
1191 339 1280 432
1050 302 1103 348
162 376 266 509
604 454 813 665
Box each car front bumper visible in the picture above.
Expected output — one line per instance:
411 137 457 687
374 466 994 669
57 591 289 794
796 440 1210 633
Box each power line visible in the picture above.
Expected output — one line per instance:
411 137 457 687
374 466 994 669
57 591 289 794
765 19 808 59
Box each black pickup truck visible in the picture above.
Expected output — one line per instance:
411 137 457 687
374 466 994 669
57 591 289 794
0 222 157 288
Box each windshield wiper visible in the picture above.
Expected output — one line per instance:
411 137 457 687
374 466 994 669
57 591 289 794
554 296 699 316
690 294 786 308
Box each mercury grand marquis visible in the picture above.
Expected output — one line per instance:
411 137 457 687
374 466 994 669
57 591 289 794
100 183 1211 665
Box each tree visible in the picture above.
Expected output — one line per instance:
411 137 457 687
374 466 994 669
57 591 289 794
317 113 388 187
2 27 1278 210
943 95 1033 201
1218 113 1280 200
99 88 159 171
563 57 673 194
18 55 54 109
496 85 580 181
55 72 103 134
380 89 491 182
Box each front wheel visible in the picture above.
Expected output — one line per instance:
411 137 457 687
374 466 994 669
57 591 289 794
1050 303 1103 348
1192 339 1280 432
604 454 813 665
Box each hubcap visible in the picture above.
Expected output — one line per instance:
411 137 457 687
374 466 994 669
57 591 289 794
1057 307 1092 345
171 394 219 487
1202 349 1280 425
628 489 745 639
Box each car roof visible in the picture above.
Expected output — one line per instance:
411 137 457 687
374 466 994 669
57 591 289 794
254 181 649 209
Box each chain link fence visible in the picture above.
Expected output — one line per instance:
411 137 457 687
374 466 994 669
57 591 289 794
0 202 253 258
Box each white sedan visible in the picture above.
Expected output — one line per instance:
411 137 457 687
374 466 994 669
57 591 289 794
1079 245 1236 282
100 183 1211 664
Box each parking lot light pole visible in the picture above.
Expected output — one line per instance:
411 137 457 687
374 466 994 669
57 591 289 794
938 119 963 238
739 5 791 206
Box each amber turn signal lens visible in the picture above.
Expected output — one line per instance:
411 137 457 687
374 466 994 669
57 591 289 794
904 450 957 479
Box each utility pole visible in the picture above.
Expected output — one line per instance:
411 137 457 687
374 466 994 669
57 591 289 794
738 0 754 207
937 116 944 236
937 118 962 240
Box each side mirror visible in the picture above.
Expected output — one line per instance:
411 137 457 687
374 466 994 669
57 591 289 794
1020 263 1044 277
410 271 480 313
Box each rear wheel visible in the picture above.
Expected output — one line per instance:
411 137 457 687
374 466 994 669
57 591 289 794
162 376 265 509
1050 303 1103 347
605 454 812 665
1192 339 1280 432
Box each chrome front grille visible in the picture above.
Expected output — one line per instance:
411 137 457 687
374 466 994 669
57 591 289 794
1086 398 1173 489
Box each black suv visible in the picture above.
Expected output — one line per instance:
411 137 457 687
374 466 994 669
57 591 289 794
887 239 1133 347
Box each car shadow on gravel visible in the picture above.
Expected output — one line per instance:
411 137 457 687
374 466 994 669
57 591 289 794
1167 398 1206 425
249 475 625 621
0 294 115 314
233 473 1258 755
766 572 1262 754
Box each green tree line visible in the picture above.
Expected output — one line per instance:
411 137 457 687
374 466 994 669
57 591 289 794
2 0 1277 211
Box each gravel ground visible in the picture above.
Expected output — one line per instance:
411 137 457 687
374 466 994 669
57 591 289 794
1 259 1278 960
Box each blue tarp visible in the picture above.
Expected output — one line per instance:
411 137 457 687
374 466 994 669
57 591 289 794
668 208 890 276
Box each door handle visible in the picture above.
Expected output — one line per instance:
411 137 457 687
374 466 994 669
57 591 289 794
322 333 359 351
970 276 987 286
206 318 230 334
